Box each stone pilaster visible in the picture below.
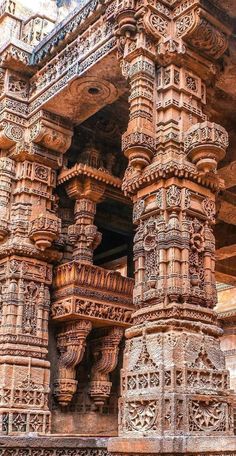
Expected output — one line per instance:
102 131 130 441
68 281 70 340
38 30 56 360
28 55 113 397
109 1 235 454
0 104 73 434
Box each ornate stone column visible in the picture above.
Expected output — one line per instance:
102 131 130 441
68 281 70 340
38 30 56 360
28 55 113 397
109 1 236 454
0 107 72 434
53 154 105 406
68 198 102 263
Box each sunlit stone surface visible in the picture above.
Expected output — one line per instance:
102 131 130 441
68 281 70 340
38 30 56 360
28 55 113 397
0 0 235 455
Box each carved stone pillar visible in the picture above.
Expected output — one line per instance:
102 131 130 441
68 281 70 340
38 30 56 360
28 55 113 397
89 326 123 408
0 107 73 434
64 153 105 263
68 198 102 263
109 1 235 454
116 1 156 171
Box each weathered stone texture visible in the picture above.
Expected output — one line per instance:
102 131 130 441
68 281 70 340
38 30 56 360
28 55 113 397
0 0 235 454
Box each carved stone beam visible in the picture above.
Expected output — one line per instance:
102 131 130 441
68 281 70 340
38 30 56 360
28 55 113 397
217 192 236 225
54 319 92 407
215 222 236 261
216 257 236 286
218 161 236 189
89 326 123 408
216 244 236 261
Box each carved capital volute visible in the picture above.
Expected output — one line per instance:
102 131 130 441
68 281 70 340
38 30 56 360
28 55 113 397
28 111 73 154
174 5 229 61
0 119 25 149
57 320 92 369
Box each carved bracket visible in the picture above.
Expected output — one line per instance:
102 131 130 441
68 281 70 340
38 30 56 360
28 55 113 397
54 320 92 407
89 326 123 407
28 112 73 154
0 119 25 149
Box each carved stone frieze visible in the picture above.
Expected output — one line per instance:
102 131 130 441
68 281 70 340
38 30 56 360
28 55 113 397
51 262 134 326
0 0 234 446
0 447 109 456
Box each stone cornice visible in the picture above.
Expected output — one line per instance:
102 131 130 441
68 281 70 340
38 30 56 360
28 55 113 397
218 309 236 322
58 163 122 189
31 0 114 66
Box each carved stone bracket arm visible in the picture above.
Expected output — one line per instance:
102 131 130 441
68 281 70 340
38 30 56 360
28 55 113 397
54 320 92 407
89 326 123 407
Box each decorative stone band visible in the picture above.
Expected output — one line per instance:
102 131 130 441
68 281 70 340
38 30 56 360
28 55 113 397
53 262 134 296
51 297 133 326
0 436 109 456
122 159 223 197
32 0 111 65
0 449 108 456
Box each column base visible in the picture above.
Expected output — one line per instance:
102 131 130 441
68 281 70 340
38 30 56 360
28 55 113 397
108 436 236 454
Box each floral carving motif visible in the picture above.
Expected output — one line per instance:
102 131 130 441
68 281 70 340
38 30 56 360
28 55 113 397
189 400 227 432
34 165 49 182
149 14 169 37
175 12 195 37
202 198 216 222
133 199 145 223
126 400 158 431
166 185 181 207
